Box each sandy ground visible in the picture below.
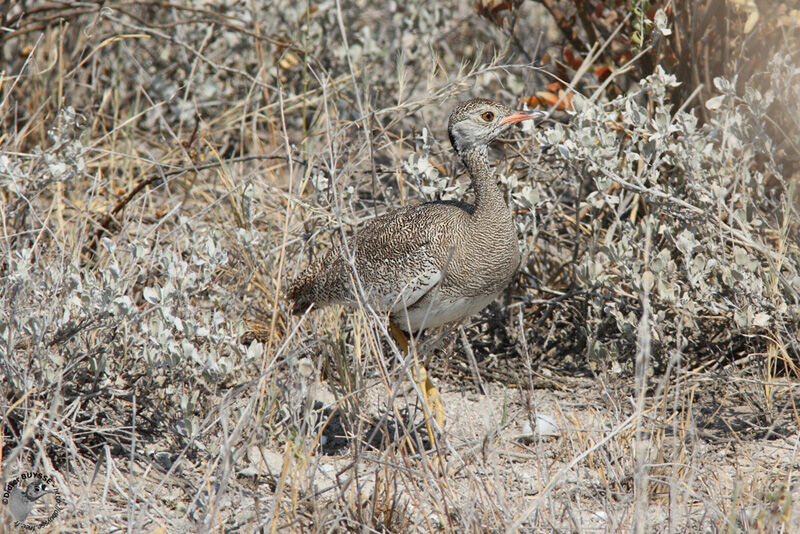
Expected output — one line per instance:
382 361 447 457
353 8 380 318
233 360 800 532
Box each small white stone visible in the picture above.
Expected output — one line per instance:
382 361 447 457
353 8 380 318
534 414 560 437
519 415 560 439
590 510 608 521
238 467 259 478
520 420 533 435
247 446 284 476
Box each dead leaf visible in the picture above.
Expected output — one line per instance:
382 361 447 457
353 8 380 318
279 52 300 70
594 65 612 81
563 46 583 70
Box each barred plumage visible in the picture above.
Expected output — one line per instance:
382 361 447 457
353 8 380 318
288 99 534 333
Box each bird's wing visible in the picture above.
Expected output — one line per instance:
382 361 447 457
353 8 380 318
358 244 443 313
348 203 461 312
288 202 468 314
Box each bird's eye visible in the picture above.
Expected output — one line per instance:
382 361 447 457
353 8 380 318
481 111 495 122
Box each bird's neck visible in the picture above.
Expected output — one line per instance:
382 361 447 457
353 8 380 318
460 146 509 217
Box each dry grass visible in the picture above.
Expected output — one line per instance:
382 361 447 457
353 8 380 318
1 1 799 532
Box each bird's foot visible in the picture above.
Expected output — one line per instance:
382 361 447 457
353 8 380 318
388 321 445 442
416 364 445 429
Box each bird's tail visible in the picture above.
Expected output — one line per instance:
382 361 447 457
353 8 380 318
286 272 317 315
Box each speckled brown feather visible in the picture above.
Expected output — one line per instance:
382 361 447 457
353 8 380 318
287 99 528 332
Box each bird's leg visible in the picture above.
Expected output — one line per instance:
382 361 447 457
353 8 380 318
389 320 409 354
389 321 445 433
414 363 445 428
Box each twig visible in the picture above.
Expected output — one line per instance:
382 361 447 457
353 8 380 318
84 153 305 257
459 326 486 395
505 411 639 533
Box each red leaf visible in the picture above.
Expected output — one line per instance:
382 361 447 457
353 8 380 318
617 50 633 65
593 65 612 81
535 91 560 108
524 95 541 108
563 46 583 70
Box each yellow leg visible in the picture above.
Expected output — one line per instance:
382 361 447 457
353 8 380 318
389 322 446 431
389 321 409 353
414 364 445 428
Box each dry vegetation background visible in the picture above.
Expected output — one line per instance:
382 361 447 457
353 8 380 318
1 0 800 532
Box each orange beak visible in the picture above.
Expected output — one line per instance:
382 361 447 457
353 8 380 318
500 112 533 125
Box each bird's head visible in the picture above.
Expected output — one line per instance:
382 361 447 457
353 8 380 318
447 98 540 156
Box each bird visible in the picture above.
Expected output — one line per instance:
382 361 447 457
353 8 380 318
288 98 536 433
8 480 53 522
